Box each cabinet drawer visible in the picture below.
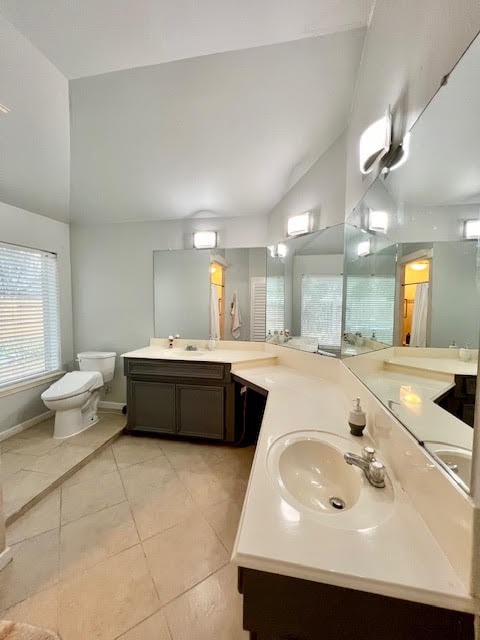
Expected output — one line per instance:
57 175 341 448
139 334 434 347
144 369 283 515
124 358 229 381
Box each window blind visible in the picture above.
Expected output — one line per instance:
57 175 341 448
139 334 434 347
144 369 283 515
0 242 61 387
249 276 266 341
344 276 395 344
266 275 285 334
301 275 343 347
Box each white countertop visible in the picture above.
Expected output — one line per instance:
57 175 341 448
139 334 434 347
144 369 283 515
121 345 277 366
385 356 477 377
361 370 473 451
231 364 477 614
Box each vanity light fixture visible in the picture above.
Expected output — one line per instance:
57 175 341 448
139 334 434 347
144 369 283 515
357 239 371 257
287 212 312 237
359 109 392 174
268 244 287 259
193 230 217 249
464 219 480 240
382 132 411 174
368 209 388 233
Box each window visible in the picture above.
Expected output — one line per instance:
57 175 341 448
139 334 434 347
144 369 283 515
344 275 395 344
266 275 285 334
301 275 343 347
0 242 61 387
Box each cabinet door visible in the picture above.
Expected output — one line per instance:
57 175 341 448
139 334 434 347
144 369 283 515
129 380 176 433
176 384 224 439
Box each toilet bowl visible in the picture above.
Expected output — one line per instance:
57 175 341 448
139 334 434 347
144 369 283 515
41 351 116 439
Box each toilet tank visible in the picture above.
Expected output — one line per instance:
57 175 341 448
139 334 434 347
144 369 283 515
77 351 116 383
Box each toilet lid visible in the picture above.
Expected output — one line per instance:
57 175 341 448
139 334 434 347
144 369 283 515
41 371 103 401
78 351 116 359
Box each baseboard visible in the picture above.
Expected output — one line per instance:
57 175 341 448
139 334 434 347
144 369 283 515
99 401 124 412
0 546 13 571
0 410 53 442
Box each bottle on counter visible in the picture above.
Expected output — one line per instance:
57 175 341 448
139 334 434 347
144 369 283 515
459 345 471 361
207 338 217 351
349 397 366 437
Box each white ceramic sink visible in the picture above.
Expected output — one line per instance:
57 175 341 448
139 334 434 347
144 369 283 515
267 430 394 530
278 439 362 512
424 442 471 489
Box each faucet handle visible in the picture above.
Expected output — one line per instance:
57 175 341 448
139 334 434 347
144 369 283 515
362 446 376 462
368 460 386 488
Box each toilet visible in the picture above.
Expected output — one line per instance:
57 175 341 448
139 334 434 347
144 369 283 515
41 351 116 439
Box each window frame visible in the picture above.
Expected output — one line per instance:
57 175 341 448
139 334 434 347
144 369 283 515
0 241 62 393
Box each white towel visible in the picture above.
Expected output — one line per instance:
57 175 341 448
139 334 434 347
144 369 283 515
410 282 429 347
210 284 220 340
230 291 242 339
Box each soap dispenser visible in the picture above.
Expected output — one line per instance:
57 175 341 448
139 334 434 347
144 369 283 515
349 397 366 437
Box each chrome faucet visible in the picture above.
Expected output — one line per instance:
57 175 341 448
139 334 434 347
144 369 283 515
344 446 386 488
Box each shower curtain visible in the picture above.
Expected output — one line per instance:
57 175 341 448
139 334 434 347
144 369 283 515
410 282 429 347
210 284 220 340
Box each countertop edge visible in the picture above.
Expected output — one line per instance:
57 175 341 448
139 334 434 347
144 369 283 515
231 551 478 615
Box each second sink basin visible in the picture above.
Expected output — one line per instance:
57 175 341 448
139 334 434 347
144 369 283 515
424 442 471 490
267 430 394 530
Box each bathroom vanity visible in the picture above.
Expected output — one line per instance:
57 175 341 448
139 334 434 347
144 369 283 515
122 344 274 442
230 360 477 640
124 357 235 440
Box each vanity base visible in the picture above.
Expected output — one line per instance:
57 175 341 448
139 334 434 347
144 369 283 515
238 568 474 640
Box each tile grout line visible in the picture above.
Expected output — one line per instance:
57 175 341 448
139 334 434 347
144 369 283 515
113 440 165 608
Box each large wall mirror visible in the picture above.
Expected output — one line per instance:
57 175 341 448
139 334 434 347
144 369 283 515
154 247 266 342
345 32 480 493
266 224 344 356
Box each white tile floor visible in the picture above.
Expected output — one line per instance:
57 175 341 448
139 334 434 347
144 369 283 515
1 424 253 639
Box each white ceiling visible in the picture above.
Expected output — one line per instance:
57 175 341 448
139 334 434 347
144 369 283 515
69 31 365 223
0 0 373 79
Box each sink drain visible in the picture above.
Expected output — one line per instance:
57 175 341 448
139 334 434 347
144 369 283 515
329 496 346 510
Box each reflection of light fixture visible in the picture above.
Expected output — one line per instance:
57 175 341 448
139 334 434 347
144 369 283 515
368 210 388 233
464 219 480 240
410 262 428 271
357 239 371 257
268 243 287 259
359 109 392 174
0 103 10 114
193 231 217 249
287 212 311 237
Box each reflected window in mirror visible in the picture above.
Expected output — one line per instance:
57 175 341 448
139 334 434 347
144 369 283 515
266 224 345 353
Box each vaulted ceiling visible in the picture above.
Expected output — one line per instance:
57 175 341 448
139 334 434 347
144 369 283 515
69 31 365 223
0 0 373 78
0 2 372 223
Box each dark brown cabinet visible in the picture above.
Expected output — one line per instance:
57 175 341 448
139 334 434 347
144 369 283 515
238 568 474 640
176 384 224 439
124 357 235 441
128 380 176 434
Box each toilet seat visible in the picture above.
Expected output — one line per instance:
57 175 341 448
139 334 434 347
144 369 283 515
41 371 103 402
